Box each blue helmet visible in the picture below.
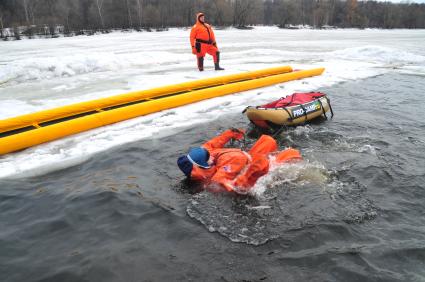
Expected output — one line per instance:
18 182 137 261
187 147 210 168
177 147 210 177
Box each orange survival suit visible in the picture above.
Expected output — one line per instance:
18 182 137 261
179 129 302 193
190 12 223 71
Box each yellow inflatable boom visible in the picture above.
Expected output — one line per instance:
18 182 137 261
0 67 324 155
0 65 293 134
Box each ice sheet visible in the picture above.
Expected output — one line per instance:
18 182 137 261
1 27 424 178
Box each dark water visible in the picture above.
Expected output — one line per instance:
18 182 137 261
1 73 425 281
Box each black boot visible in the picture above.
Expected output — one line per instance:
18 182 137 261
215 51 224 71
197 57 204 71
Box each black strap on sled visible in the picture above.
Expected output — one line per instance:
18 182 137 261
282 107 293 122
272 123 289 138
271 108 291 136
317 98 328 120
299 104 308 123
326 96 334 118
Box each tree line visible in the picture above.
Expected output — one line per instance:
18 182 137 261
1 0 424 38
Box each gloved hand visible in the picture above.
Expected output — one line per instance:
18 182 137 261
230 127 245 140
192 46 197 54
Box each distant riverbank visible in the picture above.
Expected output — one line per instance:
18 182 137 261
2 24 424 42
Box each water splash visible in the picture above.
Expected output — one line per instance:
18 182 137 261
250 161 329 197
187 161 376 245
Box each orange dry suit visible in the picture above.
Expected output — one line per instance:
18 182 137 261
189 130 302 193
190 13 221 70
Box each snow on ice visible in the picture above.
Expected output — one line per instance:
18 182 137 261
0 27 424 178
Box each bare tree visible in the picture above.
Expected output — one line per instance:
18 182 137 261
1 0 425 36
326 0 337 26
27 0 39 25
345 0 357 27
56 0 75 34
22 0 30 24
136 0 143 29
79 0 93 29
181 0 196 27
126 0 133 28
263 0 273 25
96 0 105 29
143 4 160 28
0 12 4 38
313 0 332 27
233 0 256 27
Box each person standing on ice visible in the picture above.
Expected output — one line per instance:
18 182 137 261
177 129 302 194
190 12 224 71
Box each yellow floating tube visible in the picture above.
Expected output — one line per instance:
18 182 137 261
0 65 293 134
0 67 324 155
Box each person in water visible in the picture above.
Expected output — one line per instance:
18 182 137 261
190 12 224 71
177 128 302 194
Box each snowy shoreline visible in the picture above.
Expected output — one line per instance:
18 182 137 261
2 25 425 42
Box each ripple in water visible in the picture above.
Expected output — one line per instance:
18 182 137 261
186 161 377 245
